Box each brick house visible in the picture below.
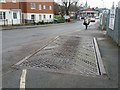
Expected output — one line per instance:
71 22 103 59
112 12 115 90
0 0 54 25
0 0 21 25
20 1 54 23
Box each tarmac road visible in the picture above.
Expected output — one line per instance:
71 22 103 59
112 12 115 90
2 20 118 88
2 21 84 50
2 21 86 74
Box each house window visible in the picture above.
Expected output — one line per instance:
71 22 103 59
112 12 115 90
39 4 42 10
0 12 6 19
31 3 36 9
39 15 42 20
31 15 35 20
49 6 52 10
0 0 6 3
43 15 46 19
0 12 3 19
49 15 51 18
12 0 16 3
13 12 17 19
43 5 46 9
3 12 5 19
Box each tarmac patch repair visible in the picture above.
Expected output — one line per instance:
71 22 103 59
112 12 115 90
14 35 106 77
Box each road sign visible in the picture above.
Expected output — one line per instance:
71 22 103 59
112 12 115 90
109 8 116 30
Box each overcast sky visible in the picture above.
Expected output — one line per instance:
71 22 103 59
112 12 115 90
81 0 119 9
55 0 120 9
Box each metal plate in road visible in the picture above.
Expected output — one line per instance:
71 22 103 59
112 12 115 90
15 35 100 77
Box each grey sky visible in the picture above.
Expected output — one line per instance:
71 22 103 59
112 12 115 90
55 0 120 9
81 0 120 9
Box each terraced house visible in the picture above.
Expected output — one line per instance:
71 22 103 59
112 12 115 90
0 0 21 25
0 0 54 25
20 1 54 23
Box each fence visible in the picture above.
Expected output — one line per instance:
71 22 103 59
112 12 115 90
0 19 55 26
0 19 8 26
0 19 22 26
106 7 120 46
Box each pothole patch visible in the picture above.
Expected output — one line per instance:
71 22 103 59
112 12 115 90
14 35 106 77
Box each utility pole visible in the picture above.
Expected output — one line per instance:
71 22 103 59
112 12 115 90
19 0 22 24
75 0 79 19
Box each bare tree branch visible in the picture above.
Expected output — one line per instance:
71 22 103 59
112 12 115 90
61 0 78 15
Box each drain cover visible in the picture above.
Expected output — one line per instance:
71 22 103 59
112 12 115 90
15 35 101 77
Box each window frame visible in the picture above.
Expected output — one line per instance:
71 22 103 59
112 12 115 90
49 6 52 10
31 14 35 20
0 12 3 19
13 12 17 19
43 5 46 10
0 0 6 3
49 15 52 19
0 12 6 20
39 4 42 10
43 15 46 19
12 0 16 3
31 3 36 9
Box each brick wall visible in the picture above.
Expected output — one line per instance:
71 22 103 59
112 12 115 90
0 2 20 9
21 2 54 14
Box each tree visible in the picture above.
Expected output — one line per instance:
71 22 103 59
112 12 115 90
61 0 79 15
54 2 60 15
54 3 66 17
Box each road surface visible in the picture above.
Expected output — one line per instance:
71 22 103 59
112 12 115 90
2 21 118 88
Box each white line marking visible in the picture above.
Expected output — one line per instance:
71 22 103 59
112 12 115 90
15 55 31 66
93 37 107 76
14 36 59 66
93 38 100 75
20 69 27 90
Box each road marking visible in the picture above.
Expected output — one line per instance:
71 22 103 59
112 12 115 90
14 36 59 66
14 21 97 67
20 69 27 90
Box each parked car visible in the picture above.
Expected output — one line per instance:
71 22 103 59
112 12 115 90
90 17 95 22
54 18 58 23
95 16 99 19
81 16 84 19
54 17 65 23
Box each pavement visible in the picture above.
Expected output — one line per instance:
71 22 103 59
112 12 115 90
2 21 119 88
1 24 51 30
0 20 81 31
0 21 75 30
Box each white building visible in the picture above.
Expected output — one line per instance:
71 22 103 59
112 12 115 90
0 1 54 25
0 1 21 25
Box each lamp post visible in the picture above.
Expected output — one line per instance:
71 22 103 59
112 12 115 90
74 0 79 19
75 2 77 19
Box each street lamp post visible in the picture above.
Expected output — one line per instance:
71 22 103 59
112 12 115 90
74 0 79 19
75 2 77 19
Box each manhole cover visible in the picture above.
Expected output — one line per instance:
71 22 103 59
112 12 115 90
14 35 102 77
